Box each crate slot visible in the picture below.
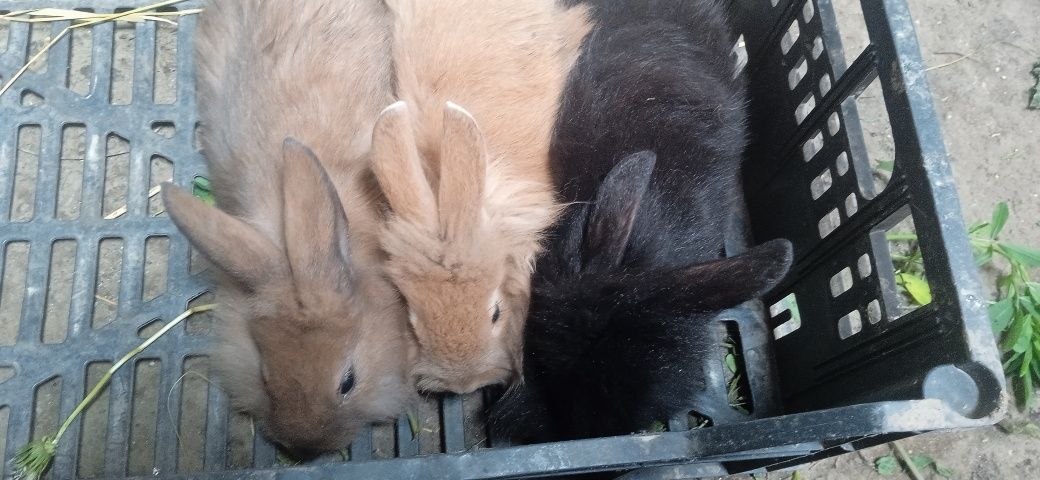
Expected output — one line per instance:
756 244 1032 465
1 242 30 346
130 359 162 476
177 356 210 473
866 299 882 324
829 267 854 298
151 121 176 139
837 310 863 339
12 125 41 222
26 22 51 74
33 376 63 445
817 207 841 238
227 412 255 469
110 19 135 105
873 208 931 320
809 166 832 199
827 0 870 72
43 239 77 344
67 18 93 96
780 18 800 55
186 292 215 335
154 16 179 105
731 34 748 78
58 124 86 220
149 156 173 216
770 293 802 340
811 35 824 60
794 92 815 124
787 56 808 89
102 133 131 218
801 130 824 162
91 238 123 328
78 361 113 477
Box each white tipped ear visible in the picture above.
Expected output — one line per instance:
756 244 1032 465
438 101 487 240
162 183 285 289
370 101 437 226
280 138 353 288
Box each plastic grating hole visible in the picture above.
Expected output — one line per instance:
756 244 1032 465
794 92 815 124
810 167 833 200
845 193 859 217
189 246 210 275
819 73 832 96
830 0 870 70
0 365 13 384
103 133 130 219
150 156 173 216
723 321 754 415
835 151 850 176
416 395 445 454
857 253 873 278
801 130 823 162
43 239 77 344
227 412 255 469
463 391 490 450
178 356 210 473
829 267 854 298
58 124 86 220
779 19 800 55
12 124 41 222
186 292 215 335
130 359 161 476
770 0 779 7
867 299 883 324
152 121 176 139
837 310 863 339
32 376 63 445
143 236 170 301
1 242 30 346
827 112 841 136
67 16 94 96
818 208 841 238
811 36 824 60
154 15 179 104
92 238 123 329
78 361 113 477
193 122 203 151
787 56 808 90
0 11 8 53
110 18 135 105
20 89 44 106
880 211 932 319
845 77 895 199
770 293 801 340
0 407 8 475
138 318 165 338
26 22 50 74
731 34 748 78
802 0 815 23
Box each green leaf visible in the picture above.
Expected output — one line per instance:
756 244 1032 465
1002 313 1033 353
990 202 1009 239
724 353 737 373
874 455 900 476
1020 373 1035 408
407 411 420 440
875 160 895 172
896 273 932 305
974 247 994 267
909 453 933 470
192 176 216 206
935 463 955 478
644 421 667 433
968 221 990 235
989 298 1015 333
997 419 1040 438
1000 243 1040 267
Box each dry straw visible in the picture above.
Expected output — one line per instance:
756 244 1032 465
0 0 202 97
13 304 216 480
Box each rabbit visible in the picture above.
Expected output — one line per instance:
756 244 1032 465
160 0 414 456
487 0 793 442
488 155 793 443
368 0 592 393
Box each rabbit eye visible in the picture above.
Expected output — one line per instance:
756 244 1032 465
491 303 501 323
339 370 356 396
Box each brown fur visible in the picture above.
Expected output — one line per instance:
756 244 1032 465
164 0 415 454
371 0 591 393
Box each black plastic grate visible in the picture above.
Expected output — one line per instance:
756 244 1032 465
0 0 1005 479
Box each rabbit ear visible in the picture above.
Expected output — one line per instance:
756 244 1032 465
656 239 794 310
438 102 487 240
162 183 285 289
582 151 656 271
371 101 437 226
281 138 353 288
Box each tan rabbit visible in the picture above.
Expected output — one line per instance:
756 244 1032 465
161 0 414 456
370 0 591 393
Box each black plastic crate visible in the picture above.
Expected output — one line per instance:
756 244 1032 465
0 0 1005 478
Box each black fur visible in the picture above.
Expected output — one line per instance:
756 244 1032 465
487 0 794 443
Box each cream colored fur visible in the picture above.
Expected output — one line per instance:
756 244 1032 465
371 0 591 393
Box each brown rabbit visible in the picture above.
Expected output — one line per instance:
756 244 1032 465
371 0 591 393
160 0 414 456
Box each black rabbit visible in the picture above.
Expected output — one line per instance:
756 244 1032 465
487 0 793 443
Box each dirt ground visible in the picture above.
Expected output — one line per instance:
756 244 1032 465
1 0 1039 479
724 0 1040 478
